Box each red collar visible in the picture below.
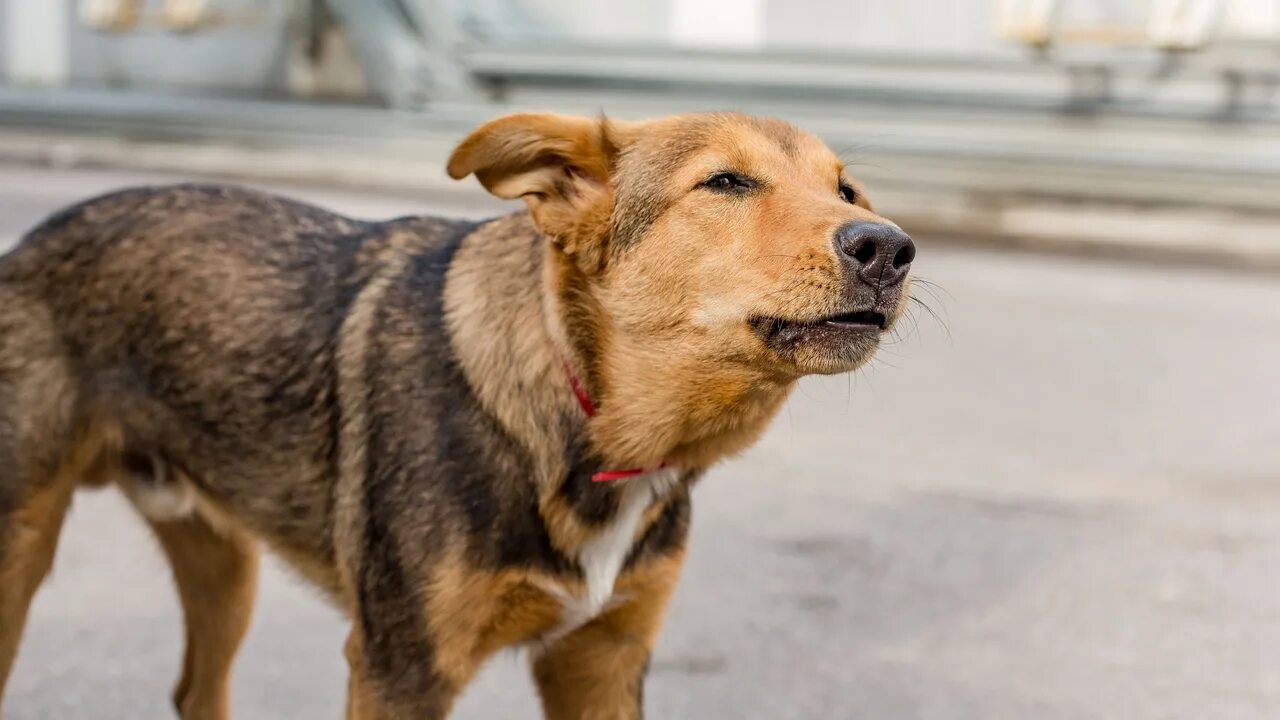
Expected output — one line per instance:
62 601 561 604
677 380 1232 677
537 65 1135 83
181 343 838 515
565 363 670 482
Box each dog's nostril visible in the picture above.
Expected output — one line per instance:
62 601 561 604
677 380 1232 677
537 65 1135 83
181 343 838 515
892 242 915 269
852 240 877 264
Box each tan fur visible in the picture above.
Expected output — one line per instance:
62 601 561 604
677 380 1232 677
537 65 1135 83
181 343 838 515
423 553 565 687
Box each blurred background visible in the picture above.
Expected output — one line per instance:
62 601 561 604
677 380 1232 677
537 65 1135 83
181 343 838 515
2 1 1280 718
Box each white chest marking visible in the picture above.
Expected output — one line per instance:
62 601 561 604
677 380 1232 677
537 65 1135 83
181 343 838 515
540 467 679 644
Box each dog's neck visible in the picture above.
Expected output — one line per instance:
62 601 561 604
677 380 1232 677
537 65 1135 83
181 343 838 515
444 212 793 485
444 215 578 483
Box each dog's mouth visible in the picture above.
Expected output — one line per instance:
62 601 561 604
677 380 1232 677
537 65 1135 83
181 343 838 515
750 306 889 373
752 308 887 337
749 307 889 352
818 309 887 330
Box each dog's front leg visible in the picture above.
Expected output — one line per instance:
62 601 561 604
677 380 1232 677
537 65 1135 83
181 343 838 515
343 627 460 720
532 619 652 720
532 555 684 720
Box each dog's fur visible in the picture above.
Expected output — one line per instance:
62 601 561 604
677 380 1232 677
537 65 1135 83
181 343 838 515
0 112 913 719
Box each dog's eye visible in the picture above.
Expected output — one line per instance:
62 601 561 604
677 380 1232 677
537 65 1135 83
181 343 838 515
839 184 857 204
702 172 755 193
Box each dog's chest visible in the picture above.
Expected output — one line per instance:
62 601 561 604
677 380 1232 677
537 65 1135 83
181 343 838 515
537 468 678 641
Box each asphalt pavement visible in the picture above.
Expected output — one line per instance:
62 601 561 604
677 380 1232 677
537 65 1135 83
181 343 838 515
2 164 1279 720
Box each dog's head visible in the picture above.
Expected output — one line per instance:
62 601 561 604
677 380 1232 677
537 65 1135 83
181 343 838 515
449 111 914 377
449 112 915 463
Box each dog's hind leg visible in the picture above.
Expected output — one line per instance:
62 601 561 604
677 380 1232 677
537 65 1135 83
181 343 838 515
0 294 79 709
0 476 75 705
145 508 258 720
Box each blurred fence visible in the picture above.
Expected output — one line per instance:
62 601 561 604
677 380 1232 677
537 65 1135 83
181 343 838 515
2 1 1277 108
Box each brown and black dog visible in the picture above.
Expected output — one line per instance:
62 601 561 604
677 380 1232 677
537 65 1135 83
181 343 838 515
0 112 914 719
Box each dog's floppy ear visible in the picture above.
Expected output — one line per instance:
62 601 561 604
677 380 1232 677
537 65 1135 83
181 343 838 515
447 113 638 263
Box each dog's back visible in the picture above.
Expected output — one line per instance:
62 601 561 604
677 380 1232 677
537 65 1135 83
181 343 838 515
0 186 356 538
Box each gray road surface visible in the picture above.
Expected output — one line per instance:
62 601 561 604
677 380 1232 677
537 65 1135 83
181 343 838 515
2 164 1279 720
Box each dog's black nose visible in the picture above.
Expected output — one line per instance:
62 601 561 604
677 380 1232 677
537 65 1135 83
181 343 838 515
834 221 915 288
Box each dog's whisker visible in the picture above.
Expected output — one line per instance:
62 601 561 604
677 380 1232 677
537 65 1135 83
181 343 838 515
911 284 952 317
909 296 952 343
911 276 953 299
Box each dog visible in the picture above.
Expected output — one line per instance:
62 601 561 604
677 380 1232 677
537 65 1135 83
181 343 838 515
0 111 915 719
